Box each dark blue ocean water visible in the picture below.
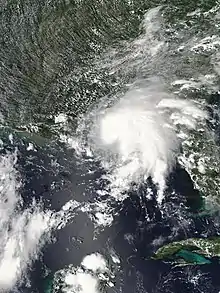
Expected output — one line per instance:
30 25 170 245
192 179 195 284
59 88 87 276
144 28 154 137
1 1 220 292
2 134 218 293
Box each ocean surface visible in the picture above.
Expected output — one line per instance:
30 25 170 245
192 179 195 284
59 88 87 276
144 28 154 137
0 1 220 293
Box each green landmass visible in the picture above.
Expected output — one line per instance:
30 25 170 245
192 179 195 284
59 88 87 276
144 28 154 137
153 237 220 265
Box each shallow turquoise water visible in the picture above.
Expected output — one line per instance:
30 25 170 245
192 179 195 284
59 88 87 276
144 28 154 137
0 1 220 293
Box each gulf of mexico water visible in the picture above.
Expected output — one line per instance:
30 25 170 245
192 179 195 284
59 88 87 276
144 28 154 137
0 1 220 293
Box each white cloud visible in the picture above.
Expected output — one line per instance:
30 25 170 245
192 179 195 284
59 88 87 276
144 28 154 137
0 152 51 291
